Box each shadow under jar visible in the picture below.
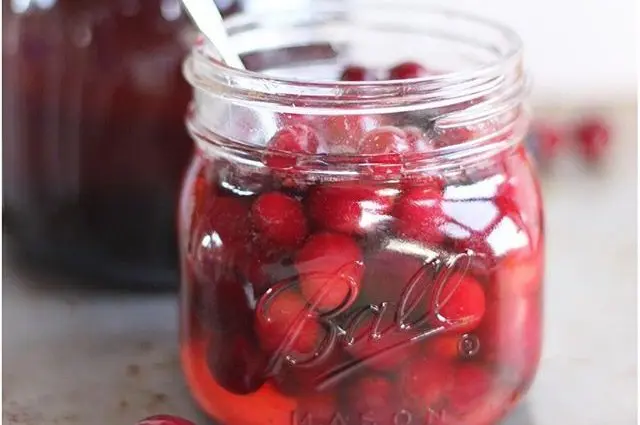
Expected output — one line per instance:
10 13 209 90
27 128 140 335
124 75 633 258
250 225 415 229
2 0 240 290
178 3 544 425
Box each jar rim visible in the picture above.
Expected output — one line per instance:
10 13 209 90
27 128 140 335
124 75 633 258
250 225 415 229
183 1 524 113
185 1 530 174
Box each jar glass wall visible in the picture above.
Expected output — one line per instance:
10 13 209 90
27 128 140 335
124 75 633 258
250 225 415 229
179 2 543 425
2 0 240 289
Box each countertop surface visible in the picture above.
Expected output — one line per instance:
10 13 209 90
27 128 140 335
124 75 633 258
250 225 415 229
3 105 638 425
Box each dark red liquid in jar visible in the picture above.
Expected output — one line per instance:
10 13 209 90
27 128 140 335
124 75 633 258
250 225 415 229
179 133 544 424
2 0 240 289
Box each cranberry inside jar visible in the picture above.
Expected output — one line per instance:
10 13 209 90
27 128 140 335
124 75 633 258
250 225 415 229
179 4 543 425
2 0 241 289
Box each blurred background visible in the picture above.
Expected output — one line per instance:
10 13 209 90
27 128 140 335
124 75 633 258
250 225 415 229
250 0 637 104
2 0 637 424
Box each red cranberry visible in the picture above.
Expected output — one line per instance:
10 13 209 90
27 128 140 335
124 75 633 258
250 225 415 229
424 335 463 360
295 232 364 313
264 124 322 169
532 122 562 161
206 330 267 395
476 297 541 379
489 248 543 300
359 126 410 154
347 375 396 419
296 392 339 424
340 65 377 82
251 192 308 250
446 364 494 415
574 117 611 162
388 61 429 80
307 182 399 235
394 184 447 246
401 356 454 408
346 316 421 371
322 115 380 154
434 126 477 148
136 415 196 425
428 271 486 333
255 287 324 358
193 197 251 277
240 249 296 297
359 126 410 176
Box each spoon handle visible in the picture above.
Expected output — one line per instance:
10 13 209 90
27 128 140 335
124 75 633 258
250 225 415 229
181 0 246 69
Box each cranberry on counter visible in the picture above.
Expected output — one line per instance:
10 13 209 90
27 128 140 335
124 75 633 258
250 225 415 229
136 415 196 425
574 116 611 162
532 122 563 161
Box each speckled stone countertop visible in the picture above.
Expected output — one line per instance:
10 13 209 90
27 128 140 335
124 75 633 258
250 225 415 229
3 105 637 425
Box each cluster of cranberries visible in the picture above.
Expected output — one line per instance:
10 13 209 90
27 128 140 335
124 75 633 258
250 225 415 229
340 61 430 81
526 116 612 166
179 63 543 425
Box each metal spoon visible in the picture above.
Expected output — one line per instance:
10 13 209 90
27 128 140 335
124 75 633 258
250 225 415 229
181 0 246 69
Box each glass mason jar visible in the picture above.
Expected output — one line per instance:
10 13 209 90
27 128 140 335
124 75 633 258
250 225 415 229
2 0 240 290
178 2 543 425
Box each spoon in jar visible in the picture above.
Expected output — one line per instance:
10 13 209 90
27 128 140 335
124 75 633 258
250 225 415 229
180 0 246 69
